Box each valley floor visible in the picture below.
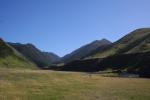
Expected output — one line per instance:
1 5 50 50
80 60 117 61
0 68 150 100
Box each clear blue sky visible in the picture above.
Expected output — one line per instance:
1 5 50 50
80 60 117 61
0 0 150 57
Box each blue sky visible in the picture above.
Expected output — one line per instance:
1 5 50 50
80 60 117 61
0 0 150 57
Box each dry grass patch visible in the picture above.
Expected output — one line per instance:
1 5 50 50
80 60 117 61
0 68 150 100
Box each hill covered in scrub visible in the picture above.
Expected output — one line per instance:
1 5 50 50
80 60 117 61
0 39 36 69
58 52 150 77
9 43 60 68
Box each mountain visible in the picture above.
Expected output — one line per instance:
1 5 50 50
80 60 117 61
0 38 36 69
42 52 60 63
61 39 111 63
9 43 60 68
89 28 150 58
49 28 150 77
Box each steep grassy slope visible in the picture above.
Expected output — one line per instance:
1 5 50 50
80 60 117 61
89 28 150 58
0 39 36 69
0 68 150 100
9 43 60 67
62 39 111 63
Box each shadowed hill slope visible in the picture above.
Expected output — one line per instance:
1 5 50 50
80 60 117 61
54 52 150 77
9 43 60 68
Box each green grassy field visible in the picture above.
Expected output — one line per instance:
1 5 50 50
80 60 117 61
0 68 150 100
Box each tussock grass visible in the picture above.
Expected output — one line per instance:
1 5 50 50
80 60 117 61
0 68 150 100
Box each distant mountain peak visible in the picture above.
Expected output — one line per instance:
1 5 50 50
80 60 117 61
91 39 111 46
61 38 111 63
93 39 111 43
101 38 111 42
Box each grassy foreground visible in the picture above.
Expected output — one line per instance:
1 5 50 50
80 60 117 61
0 68 150 100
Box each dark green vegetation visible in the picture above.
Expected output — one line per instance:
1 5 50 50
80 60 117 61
58 52 150 77
50 28 150 77
0 68 150 100
61 39 111 63
9 43 60 68
0 39 36 69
